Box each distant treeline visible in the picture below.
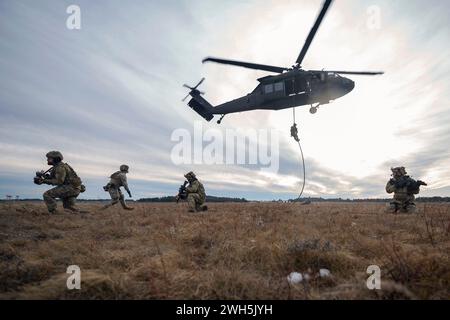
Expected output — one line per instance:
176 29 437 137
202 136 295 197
288 197 450 203
1 196 449 203
138 195 248 203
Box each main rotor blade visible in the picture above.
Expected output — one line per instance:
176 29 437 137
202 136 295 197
203 57 288 73
296 0 333 66
317 70 384 75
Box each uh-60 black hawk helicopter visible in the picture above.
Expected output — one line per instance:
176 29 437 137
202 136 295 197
183 0 383 124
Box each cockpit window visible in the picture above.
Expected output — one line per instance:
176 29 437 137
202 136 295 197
264 84 274 94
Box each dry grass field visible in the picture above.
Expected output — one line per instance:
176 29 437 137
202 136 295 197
0 201 449 300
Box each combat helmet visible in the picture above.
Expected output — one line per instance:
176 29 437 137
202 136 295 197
184 171 196 180
391 166 407 176
120 164 129 173
46 151 63 161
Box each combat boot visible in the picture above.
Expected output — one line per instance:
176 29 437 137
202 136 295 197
66 207 89 214
119 198 134 210
64 206 80 214
195 203 208 212
385 202 398 214
404 203 417 214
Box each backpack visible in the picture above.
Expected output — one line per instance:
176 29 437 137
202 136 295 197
63 163 82 188
110 171 124 186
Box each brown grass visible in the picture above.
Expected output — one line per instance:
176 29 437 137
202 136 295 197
0 201 449 300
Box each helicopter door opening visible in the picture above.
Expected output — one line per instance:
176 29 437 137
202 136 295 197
285 80 294 95
295 77 307 93
285 77 308 96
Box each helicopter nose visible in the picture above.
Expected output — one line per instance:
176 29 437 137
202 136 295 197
344 78 354 92
343 78 355 93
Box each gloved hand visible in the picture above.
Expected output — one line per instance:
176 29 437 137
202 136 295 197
33 177 44 185
128 191 132 198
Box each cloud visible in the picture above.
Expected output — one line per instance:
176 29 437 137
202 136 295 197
0 0 449 200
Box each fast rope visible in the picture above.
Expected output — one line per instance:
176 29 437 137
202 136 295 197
290 107 306 200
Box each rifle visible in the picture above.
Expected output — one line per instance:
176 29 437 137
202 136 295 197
407 179 427 193
33 167 53 185
393 176 427 193
176 180 188 203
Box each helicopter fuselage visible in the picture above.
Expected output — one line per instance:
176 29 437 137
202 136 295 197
212 69 354 115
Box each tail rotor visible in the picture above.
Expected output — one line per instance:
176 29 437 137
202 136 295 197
182 77 205 102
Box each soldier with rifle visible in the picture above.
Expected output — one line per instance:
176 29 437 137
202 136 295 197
176 172 208 212
386 166 427 213
34 151 86 214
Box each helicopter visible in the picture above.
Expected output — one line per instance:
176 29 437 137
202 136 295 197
183 0 383 124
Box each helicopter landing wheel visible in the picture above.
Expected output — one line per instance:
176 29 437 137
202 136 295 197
309 104 320 114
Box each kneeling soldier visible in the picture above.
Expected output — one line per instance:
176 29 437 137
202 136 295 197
34 151 85 214
386 166 427 213
184 171 207 213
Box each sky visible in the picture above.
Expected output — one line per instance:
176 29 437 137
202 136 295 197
0 0 449 200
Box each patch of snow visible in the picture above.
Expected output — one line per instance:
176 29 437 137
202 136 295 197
287 272 303 284
319 268 331 278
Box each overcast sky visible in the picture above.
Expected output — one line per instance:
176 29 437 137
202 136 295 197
0 0 449 200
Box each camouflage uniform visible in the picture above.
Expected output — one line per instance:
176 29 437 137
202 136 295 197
184 172 207 212
41 151 84 213
386 167 423 214
102 165 134 210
